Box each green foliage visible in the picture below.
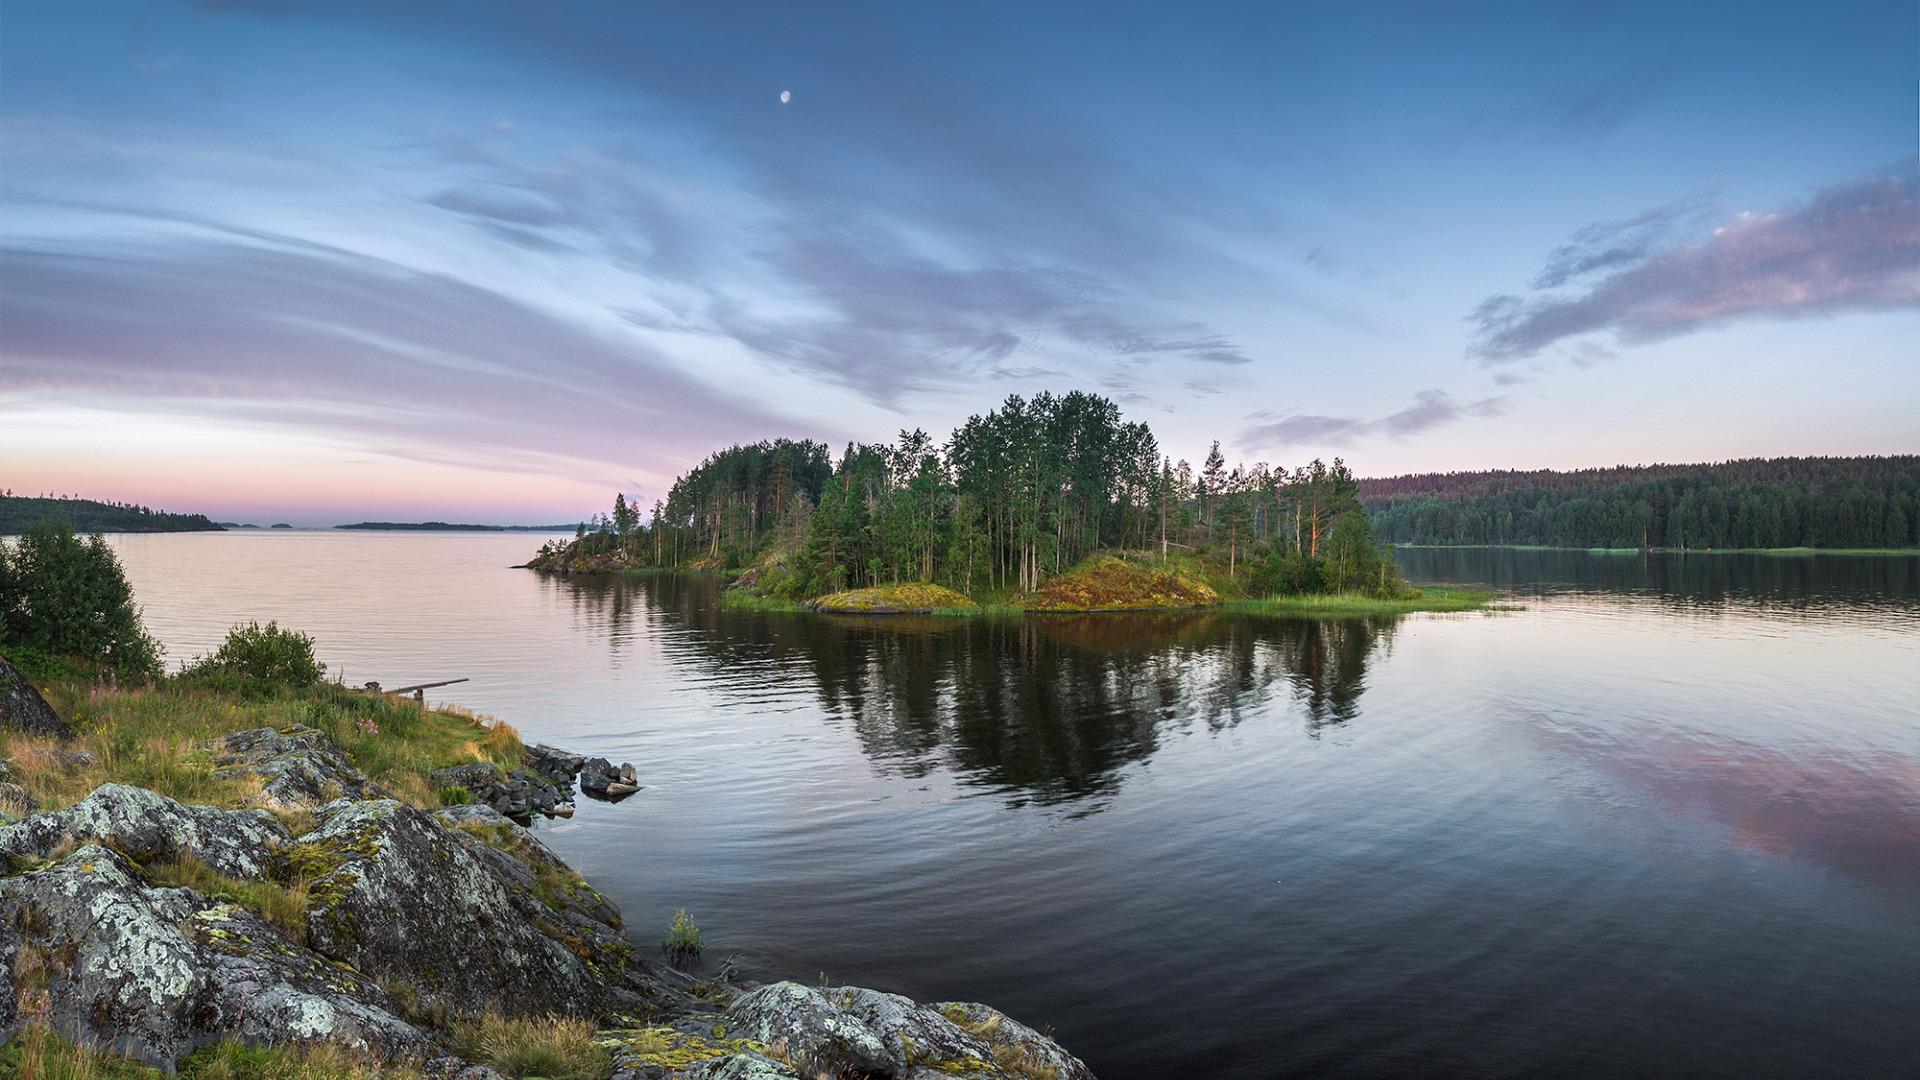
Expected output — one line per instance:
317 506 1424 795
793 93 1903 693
438 785 473 805
1321 511 1381 593
1248 548 1322 597
1364 455 1920 549
0 494 222 535
182 622 326 687
662 907 703 962
0 520 162 677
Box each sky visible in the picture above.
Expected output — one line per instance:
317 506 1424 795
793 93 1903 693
1 1 1915 525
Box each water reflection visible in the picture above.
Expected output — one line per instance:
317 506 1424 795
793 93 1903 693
546 573 1395 809
1397 547 1920 611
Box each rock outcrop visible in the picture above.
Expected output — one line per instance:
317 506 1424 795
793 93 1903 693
0 653 71 740
294 798 628 1018
0 783 288 878
205 725 395 810
0 843 431 1069
0 725 1093 1079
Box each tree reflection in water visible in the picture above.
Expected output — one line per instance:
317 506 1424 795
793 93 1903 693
541 572 1396 812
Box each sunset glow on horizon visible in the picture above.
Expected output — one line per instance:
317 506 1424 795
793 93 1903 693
3 1 1915 523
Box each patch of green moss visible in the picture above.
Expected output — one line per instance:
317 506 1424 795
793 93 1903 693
1022 556 1221 612
810 583 981 614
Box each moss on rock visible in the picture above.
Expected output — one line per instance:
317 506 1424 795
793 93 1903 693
1022 556 1220 612
809 583 979 614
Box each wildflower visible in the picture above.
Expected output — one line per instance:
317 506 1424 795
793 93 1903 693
354 717 380 736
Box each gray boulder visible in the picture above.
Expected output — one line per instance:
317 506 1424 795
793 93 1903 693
0 843 430 1070
0 652 70 740
429 763 569 819
579 758 638 799
0 783 288 878
204 725 394 810
429 802 516 828
721 982 1095 1080
293 798 620 1018
525 743 586 785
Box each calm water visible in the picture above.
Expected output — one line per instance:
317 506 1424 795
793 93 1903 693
107 533 1919 1079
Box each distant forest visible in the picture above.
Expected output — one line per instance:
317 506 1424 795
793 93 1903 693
1359 457 1919 550
0 494 223 535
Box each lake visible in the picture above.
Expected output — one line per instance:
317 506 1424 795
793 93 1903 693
105 533 1919 1079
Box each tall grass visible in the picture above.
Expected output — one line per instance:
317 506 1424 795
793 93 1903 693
452 1014 608 1080
2 678 521 815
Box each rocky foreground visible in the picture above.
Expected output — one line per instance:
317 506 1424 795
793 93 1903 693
0 724 1093 1080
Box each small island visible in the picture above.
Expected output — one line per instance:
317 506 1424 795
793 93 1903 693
523 390 1496 618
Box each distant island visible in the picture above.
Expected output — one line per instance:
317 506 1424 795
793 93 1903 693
337 521 583 531
0 494 223 534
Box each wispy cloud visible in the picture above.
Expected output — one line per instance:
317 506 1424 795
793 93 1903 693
1471 163 1920 361
1239 390 1504 451
0 234 793 484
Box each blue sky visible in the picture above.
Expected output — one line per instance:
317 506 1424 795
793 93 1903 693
2 1 1915 523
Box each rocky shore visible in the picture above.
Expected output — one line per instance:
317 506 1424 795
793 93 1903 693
0 699 1094 1078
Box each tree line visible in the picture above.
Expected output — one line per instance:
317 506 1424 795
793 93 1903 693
1361 456 1919 550
0 494 224 535
562 390 1402 598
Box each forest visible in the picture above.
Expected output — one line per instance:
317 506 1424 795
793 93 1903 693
551 391 1399 601
1360 457 1919 550
0 494 224 535
546 401 1916 604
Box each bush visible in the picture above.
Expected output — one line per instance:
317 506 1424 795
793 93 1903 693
0 520 162 678
661 907 703 962
183 622 325 687
1248 548 1321 597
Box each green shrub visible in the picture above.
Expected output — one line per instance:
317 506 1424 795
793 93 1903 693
0 520 162 678
438 786 473 805
662 907 703 962
183 622 325 687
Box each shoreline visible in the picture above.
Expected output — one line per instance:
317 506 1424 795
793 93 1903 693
0 670 1097 1080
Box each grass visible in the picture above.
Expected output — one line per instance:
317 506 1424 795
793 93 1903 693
144 854 310 939
453 1013 609 1080
717 591 812 613
0 670 523 816
1221 587 1502 618
0 1028 428 1080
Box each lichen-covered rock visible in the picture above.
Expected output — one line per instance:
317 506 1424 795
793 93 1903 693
0 844 429 1070
0 652 71 740
721 982 1094 1080
430 802 516 828
932 1002 1097 1080
292 798 617 1018
205 725 394 810
0 783 288 878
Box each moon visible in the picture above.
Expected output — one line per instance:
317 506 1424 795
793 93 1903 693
779 90 791 104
